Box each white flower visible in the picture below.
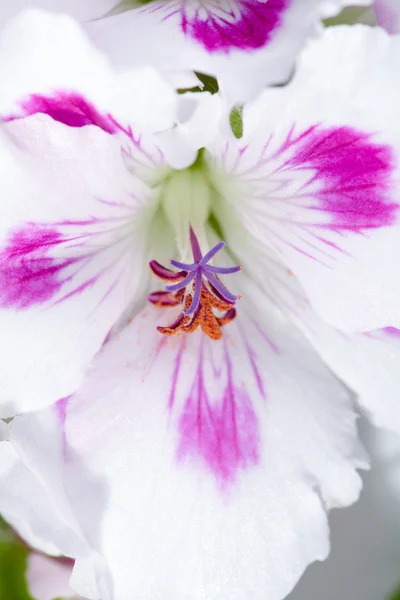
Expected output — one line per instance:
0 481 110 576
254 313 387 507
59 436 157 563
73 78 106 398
1 11 400 600
89 0 372 102
0 0 372 102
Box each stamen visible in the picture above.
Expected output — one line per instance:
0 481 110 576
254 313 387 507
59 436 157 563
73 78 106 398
148 228 241 341
149 260 186 282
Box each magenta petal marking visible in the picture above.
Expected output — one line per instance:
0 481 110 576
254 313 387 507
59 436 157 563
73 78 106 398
0 216 126 310
0 224 74 309
289 125 398 231
383 326 400 338
6 92 118 134
179 0 290 53
176 343 260 487
55 396 70 426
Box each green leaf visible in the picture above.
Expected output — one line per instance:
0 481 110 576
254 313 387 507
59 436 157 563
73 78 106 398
178 72 219 95
388 583 400 600
324 7 374 26
0 540 33 600
230 105 243 139
108 0 154 11
195 73 219 94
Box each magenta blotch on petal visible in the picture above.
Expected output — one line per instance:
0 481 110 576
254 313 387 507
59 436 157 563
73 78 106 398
0 224 73 309
55 397 70 426
382 326 400 337
143 0 289 53
185 0 289 52
164 337 261 487
288 125 397 231
6 92 118 134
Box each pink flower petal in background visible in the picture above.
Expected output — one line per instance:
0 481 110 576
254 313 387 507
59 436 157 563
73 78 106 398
27 554 78 600
375 0 400 32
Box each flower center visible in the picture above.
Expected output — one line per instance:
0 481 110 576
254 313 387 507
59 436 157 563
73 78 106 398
148 227 240 340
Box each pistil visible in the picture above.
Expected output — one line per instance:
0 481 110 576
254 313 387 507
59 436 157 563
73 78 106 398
148 227 240 340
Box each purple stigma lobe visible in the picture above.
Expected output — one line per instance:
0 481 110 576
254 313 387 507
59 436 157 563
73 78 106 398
170 259 197 271
204 265 242 275
199 241 226 266
148 228 240 339
165 270 197 293
189 226 203 262
171 229 240 316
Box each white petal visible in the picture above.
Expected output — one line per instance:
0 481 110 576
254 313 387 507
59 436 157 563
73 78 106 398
229 228 400 435
375 0 400 32
0 9 178 133
209 25 400 331
159 92 224 168
0 425 109 598
89 0 365 104
0 10 202 170
0 420 8 441
27 553 76 600
3 279 366 600
0 439 81 556
0 1 118 25
0 9 186 415
0 112 157 416
288 426 400 600
296 320 400 434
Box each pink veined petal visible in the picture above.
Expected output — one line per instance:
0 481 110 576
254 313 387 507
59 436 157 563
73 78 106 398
0 108 159 416
0 10 205 171
0 10 186 416
0 274 367 600
209 25 400 332
89 0 362 103
374 0 400 33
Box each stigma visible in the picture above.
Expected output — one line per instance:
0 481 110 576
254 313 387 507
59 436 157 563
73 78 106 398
148 227 241 340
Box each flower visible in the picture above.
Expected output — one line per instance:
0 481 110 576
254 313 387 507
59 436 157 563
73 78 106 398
1 10 400 600
88 0 372 102
0 0 371 103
